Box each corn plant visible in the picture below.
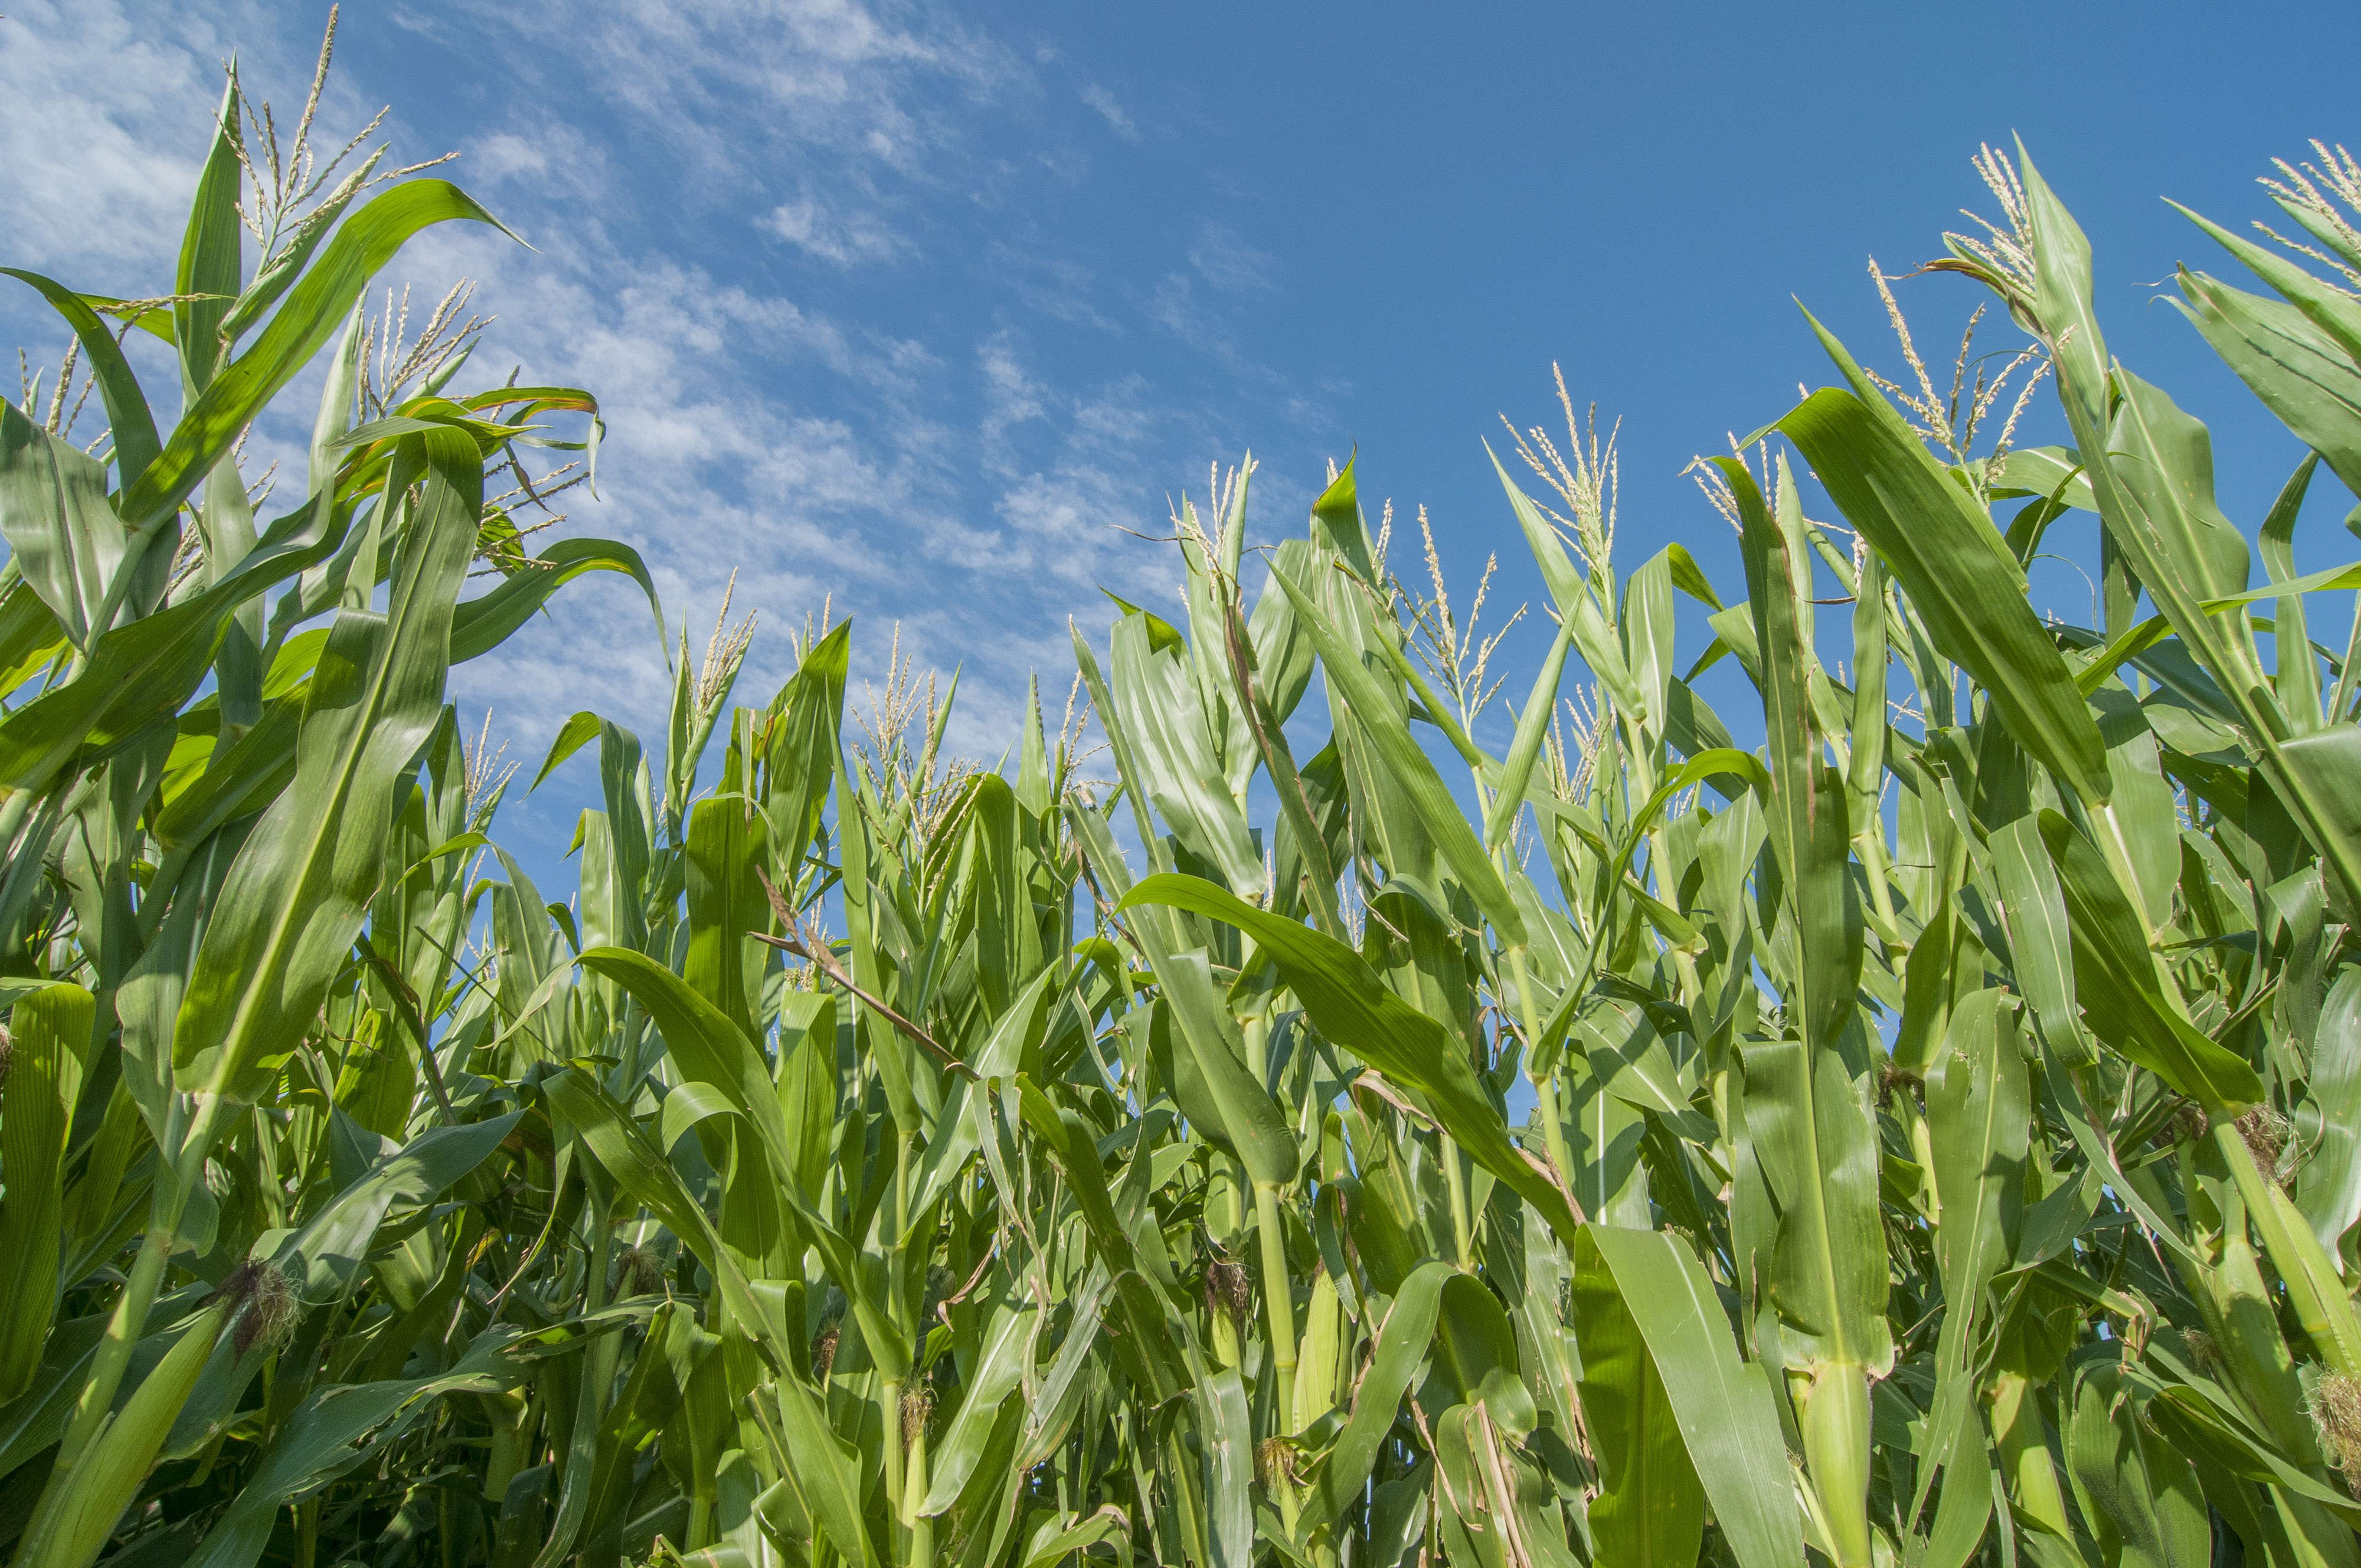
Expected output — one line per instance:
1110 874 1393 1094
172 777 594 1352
15 25 2361 1568
0 27 656 1568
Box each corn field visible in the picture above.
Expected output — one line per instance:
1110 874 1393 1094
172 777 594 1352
11 37 2361 1568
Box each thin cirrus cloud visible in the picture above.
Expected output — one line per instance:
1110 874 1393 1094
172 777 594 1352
764 187 910 267
0 0 1336 849
1078 83 1139 143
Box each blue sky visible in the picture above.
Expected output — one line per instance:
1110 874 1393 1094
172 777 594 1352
7 0 2361 869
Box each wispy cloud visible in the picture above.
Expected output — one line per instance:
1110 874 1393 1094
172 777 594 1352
1079 82 1138 142
979 329 1048 462
1187 220 1275 293
985 238 1120 330
0 1 296 280
492 0 1028 191
763 186 910 266
1145 220 1284 364
1 0 1339 781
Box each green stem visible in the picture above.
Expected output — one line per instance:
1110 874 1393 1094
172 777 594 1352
55 1224 171 1472
1533 1071 1576 1219
52 1095 220 1475
896 1130 913 1238
2217 1123 2361 1380
901 1405 934 1568
1855 824 1902 940
480 1390 532 1503
1795 1361 1873 1568
882 1376 905 1549
1502 945 1575 1204
1253 1181 1299 1436
1440 1136 1474 1269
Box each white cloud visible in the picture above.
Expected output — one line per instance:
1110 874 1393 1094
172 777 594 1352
978 329 1046 463
0 0 289 282
763 189 908 267
492 0 1027 187
985 239 1118 330
1188 221 1274 294
1 0 1335 784
1079 83 1137 142
1148 271 1227 356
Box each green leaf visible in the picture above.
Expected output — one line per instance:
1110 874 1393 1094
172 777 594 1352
2180 201 2361 364
1989 446 2093 510
1915 990 2027 1549
1772 367 2112 807
1294 1262 1451 1541
2295 967 2361 1253
1578 1226 1803 1568
1268 562 1526 945
1157 944 1297 1187
763 620 849 880
1484 613 1574 852
180 1329 539 1568
1106 611 1264 893
1990 814 2084 1060
1740 1033 1892 1375
19 1303 225 1568
1309 455 1376 580
2105 369 2255 610
2065 1357 2210 1568
0 984 94 1401
540 1068 771 1346
907 973 1057 1220
0 270 162 489
1666 542 1724 608
0 574 67 693
1224 579 1346 938
272 1113 521 1302
450 538 663 665
172 427 479 1115
172 76 243 394
2038 810 2264 1115
1571 1229 1705 1567
0 400 151 649
2176 244 2361 500
917 1299 1038 1514
684 797 769 1043
2274 724 2361 907
1723 456 1864 1053
531 711 605 790
574 946 908 1380
1487 446 1587 619
1119 873 1580 1245
1194 1364 1255 1568
764 1366 880 1568
115 180 511 559
2015 145 2112 437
